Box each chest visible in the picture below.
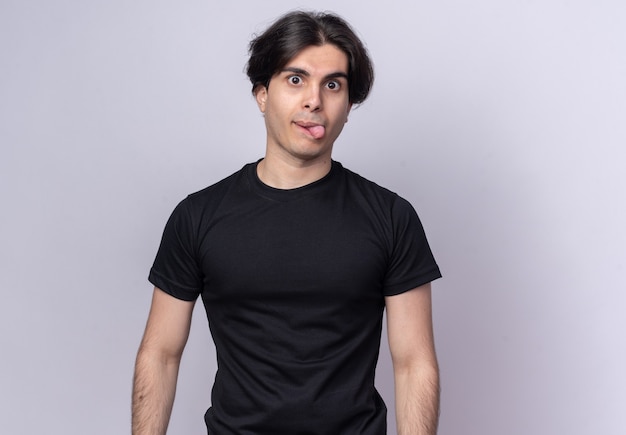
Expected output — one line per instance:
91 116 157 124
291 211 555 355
197 193 392 306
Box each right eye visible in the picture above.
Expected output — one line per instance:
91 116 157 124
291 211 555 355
288 75 302 85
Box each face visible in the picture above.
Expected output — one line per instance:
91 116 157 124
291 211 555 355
255 44 352 164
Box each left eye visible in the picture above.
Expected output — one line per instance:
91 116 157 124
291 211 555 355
326 81 339 90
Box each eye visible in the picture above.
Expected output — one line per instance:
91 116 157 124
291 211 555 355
326 80 341 91
288 75 302 85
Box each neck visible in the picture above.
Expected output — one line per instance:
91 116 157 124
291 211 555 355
257 152 332 189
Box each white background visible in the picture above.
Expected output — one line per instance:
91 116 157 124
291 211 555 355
1 1 625 434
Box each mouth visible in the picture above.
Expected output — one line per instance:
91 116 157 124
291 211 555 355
295 121 326 139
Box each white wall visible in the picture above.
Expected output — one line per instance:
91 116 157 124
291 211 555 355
1 1 624 434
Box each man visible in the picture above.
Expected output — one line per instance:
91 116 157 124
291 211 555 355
132 10 441 435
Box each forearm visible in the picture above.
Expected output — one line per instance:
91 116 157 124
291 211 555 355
131 347 181 435
394 363 440 435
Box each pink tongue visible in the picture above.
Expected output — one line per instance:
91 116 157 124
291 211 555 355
308 125 325 139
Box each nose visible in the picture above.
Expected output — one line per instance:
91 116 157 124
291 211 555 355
303 85 322 112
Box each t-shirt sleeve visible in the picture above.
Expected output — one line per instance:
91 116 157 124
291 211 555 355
148 198 203 301
383 196 441 296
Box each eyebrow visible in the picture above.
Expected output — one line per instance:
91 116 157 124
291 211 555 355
280 67 348 81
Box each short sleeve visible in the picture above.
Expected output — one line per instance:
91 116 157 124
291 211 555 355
148 198 203 301
382 196 441 296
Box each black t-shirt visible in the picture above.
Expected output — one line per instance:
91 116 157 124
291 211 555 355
149 161 441 434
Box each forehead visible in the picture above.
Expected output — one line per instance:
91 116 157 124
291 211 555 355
283 44 349 74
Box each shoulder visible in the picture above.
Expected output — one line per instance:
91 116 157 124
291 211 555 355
336 162 397 197
335 161 406 210
179 162 253 210
163 163 254 232
336 162 424 231
189 163 253 201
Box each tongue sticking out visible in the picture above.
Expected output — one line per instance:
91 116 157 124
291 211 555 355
307 125 325 139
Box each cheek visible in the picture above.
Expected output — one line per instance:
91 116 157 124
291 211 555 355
328 114 349 138
266 98 290 120
334 107 350 126
264 104 290 136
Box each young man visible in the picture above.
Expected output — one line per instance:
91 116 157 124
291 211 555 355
132 11 441 435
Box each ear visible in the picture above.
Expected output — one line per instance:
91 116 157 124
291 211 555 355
255 86 268 113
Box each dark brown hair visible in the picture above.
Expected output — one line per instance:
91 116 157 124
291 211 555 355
246 11 374 105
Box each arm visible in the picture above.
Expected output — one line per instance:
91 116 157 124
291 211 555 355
132 287 195 435
386 283 439 435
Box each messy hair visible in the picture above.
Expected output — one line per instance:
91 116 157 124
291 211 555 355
246 11 374 104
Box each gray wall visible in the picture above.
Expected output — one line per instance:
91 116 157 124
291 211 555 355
1 1 624 434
